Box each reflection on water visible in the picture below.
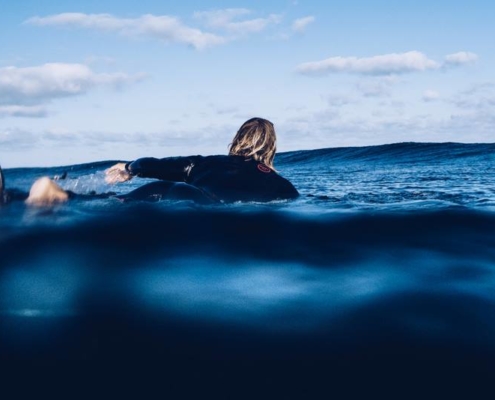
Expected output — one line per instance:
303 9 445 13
130 258 404 330
2 244 494 337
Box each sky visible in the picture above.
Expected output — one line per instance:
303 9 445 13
1 0 494 167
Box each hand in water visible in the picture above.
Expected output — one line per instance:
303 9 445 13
105 163 132 184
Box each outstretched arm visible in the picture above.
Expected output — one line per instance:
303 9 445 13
105 156 202 184
105 163 132 184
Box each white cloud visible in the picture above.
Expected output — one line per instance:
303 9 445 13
461 82 495 96
282 105 495 148
25 13 226 50
0 128 38 149
0 63 143 117
356 76 398 97
297 50 479 76
422 90 440 102
296 51 440 76
0 105 47 118
193 8 251 28
194 8 282 35
0 124 237 162
26 13 126 30
0 63 141 104
444 52 478 66
450 82 495 110
326 94 356 107
291 16 315 33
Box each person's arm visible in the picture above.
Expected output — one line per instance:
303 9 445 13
105 156 202 184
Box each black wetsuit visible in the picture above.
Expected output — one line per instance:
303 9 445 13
0 156 298 205
124 155 299 203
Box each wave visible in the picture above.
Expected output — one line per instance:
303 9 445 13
4 142 494 175
2 141 494 216
277 142 495 166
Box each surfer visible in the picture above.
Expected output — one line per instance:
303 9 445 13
105 117 298 203
0 118 298 206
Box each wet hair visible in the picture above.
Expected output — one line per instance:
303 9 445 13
228 117 277 169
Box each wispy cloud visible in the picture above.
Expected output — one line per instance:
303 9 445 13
0 63 143 117
450 82 495 110
296 50 479 76
296 51 440 76
0 128 39 149
291 16 315 33
193 8 251 28
460 82 495 96
0 105 47 118
422 90 440 102
326 94 357 107
356 76 399 97
193 8 282 35
444 51 478 66
25 13 226 50
25 10 314 49
0 124 237 159
283 105 495 148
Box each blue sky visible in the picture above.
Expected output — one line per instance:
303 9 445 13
1 0 494 167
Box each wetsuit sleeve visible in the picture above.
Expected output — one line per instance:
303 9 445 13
126 156 202 182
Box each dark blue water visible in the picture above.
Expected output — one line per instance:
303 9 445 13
1 142 495 398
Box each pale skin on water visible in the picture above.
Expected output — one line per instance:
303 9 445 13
105 163 133 184
23 165 127 205
25 177 69 206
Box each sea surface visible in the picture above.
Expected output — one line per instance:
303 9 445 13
1 142 495 398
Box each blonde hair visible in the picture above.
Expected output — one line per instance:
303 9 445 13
228 117 277 169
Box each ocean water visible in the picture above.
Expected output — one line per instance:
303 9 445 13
1 142 495 398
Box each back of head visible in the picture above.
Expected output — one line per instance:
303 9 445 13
228 117 277 169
